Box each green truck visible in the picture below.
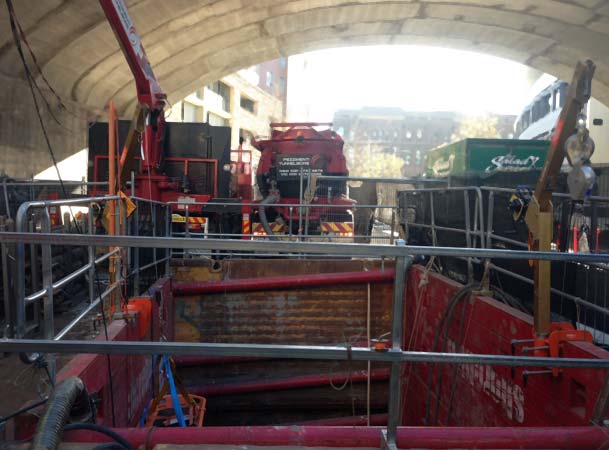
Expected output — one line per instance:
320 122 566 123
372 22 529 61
426 138 550 179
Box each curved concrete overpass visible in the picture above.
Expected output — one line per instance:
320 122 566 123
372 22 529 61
1 0 609 175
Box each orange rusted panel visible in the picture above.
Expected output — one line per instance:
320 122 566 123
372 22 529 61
172 259 394 345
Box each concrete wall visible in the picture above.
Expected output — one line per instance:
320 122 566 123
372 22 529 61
0 74 96 178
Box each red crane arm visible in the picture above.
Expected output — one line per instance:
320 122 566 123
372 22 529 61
99 0 168 186
99 0 166 110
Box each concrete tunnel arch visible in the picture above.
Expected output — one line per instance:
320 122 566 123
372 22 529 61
2 0 609 176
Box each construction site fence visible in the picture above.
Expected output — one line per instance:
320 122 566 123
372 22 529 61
0 229 609 448
0 194 170 348
398 185 609 345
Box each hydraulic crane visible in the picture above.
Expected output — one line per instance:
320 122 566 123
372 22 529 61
524 60 596 338
99 0 221 207
99 0 166 191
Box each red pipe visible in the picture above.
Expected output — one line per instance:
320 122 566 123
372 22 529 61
172 269 394 296
64 426 609 449
189 369 390 397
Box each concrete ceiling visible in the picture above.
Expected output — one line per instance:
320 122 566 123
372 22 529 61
2 0 609 116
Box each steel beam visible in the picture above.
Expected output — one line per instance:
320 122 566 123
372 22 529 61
3 339 609 369
1 232 608 263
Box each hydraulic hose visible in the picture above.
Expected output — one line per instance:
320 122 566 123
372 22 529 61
64 423 134 450
258 192 279 240
30 377 93 450
29 378 88 449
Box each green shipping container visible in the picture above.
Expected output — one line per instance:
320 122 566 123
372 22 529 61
425 138 550 178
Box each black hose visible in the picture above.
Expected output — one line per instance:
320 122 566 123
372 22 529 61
30 377 92 450
423 284 476 425
91 444 127 450
63 423 134 450
258 193 279 240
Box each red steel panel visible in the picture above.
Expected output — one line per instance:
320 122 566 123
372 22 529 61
403 265 609 426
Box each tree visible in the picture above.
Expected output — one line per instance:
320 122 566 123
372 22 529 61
346 146 405 178
451 114 501 142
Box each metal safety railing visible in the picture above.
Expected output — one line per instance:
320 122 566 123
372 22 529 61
1 179 109 220
398 186 485 284
2 194 173 346
398 184 609 344
166 200 400 259
1 231 609 448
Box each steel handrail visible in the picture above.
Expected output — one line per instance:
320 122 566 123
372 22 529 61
2 232 609 263
25 248 120 303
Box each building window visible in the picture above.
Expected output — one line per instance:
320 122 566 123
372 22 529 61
208 112 228 127
279 77 286 94
182 102 199 122
207 80 231 112
266 71 273 88
406 130 412 139
240 96 256 114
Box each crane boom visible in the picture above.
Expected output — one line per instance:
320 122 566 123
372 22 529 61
99 0 167 187
525 60 595 337
99 0 166 109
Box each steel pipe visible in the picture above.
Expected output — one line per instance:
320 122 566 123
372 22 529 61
63 425 609 449
173 269 394 296
25 249 120 304
53 282 120 341
2 232 609 263
3 339 609 369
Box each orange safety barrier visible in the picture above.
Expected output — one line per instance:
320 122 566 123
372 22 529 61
126 298 152 339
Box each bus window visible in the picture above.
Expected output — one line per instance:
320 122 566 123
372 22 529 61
558 83 568 108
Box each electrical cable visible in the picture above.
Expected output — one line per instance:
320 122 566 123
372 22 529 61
438 288 471 426
423 283 475 425
431 284 477 426
64 423 134 450
0 397 47 424
6 0 119 427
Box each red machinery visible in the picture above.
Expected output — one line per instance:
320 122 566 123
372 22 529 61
252 123 355 237
99 2 352 239
99 0 220 208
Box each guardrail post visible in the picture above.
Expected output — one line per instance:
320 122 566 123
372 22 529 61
165 204 170 276
41 208 55 382
429 192 437 246
1 217 12 338
390 208 396 245
88 202 95 306
133 199 140 296
115 197 122 311
463 191 473 283
15 203 29 338
185 204 190 258
152 202 158 266
384 239 411 450
29 219 40 330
